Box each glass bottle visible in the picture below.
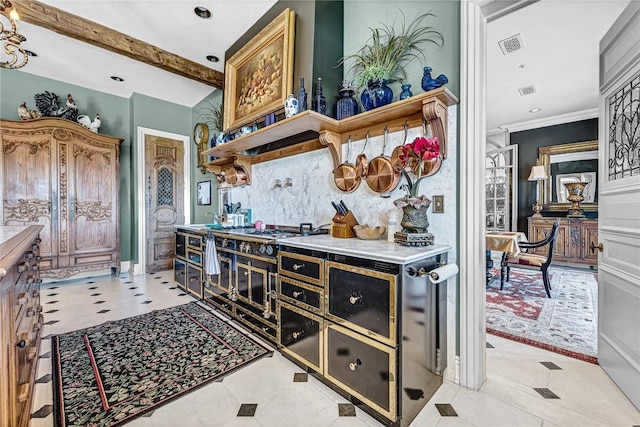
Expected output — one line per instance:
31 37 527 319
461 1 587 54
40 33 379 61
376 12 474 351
297 77 308 112
312 77 326 115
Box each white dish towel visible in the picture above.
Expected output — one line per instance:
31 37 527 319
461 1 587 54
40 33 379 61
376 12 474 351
205 235 220 275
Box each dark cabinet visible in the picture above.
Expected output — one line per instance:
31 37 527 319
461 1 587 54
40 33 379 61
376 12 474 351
279 301 323 372
173 229 205 299
325 261 397 347
325 323 395 420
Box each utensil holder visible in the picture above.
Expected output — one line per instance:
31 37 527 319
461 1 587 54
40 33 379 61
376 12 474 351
331 211 359 238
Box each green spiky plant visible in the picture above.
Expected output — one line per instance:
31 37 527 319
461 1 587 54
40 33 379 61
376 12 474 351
337 11 444 90
197 101 224 133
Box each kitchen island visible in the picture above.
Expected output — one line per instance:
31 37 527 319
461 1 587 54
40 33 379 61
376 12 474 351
174 225 453 426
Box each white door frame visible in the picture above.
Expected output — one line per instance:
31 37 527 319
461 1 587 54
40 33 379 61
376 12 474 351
459 0 536 390
133 127 191 275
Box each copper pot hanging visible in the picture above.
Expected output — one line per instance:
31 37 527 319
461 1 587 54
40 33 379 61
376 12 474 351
365 126 400 194
333 136 360 193
355 131 370 178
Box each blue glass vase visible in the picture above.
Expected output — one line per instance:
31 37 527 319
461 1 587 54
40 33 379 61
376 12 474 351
399 84 413 100
360 79 393 111
336 81 359 120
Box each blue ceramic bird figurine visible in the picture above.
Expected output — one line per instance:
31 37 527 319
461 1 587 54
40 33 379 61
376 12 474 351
421 66 449 92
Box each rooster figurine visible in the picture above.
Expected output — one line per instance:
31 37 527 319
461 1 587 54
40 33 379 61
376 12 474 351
421 66 449 92
66 93 77 110
33 91 79 121
89 114 101 133
17 102 42 120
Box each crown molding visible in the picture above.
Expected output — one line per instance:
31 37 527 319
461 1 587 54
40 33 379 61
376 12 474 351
497 108 598 134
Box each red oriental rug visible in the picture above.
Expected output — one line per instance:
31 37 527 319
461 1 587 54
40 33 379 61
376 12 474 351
486 267 598 363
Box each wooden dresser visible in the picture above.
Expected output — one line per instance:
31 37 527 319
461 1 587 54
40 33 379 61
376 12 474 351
0 225 44 427
0 118 123 280
528 217 598 266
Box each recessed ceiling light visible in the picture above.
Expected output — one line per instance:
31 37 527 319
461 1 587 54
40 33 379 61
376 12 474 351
194 6 212 19
206 55 219 63
529 108 541 113
25 50 38 57
110 76 124 82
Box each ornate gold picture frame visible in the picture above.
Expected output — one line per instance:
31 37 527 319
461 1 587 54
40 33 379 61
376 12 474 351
223 8 295 131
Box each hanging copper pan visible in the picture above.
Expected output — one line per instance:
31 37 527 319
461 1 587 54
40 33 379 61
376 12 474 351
355 130 370 178
365 126 400 194
333 136 360 193
391 121 411 172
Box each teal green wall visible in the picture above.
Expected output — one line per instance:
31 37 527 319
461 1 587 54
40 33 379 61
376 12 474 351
191 90 223 224
343 1 460 100
0 69 209 265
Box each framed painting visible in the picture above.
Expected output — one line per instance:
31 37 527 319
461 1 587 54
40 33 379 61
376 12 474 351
223 8 295 131
197 181 211 206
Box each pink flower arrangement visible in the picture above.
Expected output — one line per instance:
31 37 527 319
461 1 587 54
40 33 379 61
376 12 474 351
394 136 441 208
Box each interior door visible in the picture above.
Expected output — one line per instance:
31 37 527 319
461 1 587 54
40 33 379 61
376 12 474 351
485 145 518 232
597 1 640 411
145 135 184 272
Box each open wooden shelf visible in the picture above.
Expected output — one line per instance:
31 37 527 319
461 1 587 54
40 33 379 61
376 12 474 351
203 87 459 184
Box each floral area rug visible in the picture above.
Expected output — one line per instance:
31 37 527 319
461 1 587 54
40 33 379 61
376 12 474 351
486 267 598 363
52 302 271 426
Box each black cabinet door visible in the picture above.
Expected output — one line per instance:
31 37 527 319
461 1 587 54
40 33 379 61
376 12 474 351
326 261 397 346
186 264 202 298
175 233 186 258
174 259 186 289
279 302 322 372
325 323 395 421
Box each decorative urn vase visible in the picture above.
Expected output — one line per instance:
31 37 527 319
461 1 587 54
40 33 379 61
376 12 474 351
284 94 299 118
564 181 588 217
360 79 393 111
400 202 430 233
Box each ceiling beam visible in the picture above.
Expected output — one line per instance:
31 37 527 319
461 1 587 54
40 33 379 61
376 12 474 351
14 0 224 89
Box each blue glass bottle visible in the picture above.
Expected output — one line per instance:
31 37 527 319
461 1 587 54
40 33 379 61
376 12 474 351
312 77 326 115
297 77 308 112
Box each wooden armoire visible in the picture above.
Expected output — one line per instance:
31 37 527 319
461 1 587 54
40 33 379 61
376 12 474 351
0 118 123 279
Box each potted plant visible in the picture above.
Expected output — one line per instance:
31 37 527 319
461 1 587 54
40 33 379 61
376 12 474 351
337 10 443 110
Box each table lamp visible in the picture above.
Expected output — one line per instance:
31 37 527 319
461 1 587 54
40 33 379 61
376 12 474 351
528 163 548 218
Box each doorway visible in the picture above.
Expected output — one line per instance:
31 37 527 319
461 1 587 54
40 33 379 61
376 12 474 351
134 127 190 275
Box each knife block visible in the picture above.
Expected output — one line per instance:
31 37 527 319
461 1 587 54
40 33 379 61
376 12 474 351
331 211 359 238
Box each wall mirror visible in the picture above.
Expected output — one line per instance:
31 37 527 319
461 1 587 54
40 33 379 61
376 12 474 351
539 140 598 212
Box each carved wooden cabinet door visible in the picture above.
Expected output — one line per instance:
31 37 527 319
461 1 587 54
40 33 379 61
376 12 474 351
0 123 56 270
64 131 120 271
1 118 122 279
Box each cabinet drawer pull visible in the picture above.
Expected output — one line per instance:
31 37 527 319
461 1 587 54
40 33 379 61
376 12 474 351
244 271 249 276
349 294 361 305
292 291 304 298
292 263 305 271
292 331 304 339
348 359 362 371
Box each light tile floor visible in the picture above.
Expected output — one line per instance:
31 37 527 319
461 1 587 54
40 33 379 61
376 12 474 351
30 270 640 427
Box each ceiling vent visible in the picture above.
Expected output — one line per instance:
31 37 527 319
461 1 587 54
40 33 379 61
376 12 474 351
499 34 524 55
518 85 537 96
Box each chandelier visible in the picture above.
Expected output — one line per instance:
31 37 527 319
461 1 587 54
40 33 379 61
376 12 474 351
1 0 28 69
